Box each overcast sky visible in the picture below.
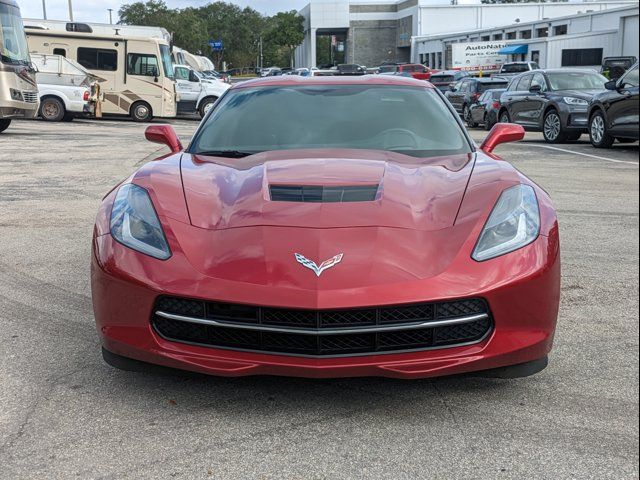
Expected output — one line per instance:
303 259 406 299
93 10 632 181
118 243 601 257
18 0 312 22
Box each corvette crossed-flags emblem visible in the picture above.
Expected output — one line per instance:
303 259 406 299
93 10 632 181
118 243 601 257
294 253 344 277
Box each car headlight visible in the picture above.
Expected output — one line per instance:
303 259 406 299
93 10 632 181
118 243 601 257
472 184 540 262
110 184 171 260
563 97 588 106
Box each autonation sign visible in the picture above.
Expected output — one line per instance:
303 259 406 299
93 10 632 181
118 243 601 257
452 41 508 72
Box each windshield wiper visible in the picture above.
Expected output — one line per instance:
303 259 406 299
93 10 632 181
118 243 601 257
195 150 258 158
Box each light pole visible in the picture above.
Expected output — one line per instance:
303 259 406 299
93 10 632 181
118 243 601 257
42 0 47 19
68 0 74 22
107 9 113 25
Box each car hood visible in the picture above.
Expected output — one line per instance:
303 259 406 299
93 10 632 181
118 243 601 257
179 149 475 232
553 89 604 100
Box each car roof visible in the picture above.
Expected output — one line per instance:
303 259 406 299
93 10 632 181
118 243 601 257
233 75 434 89
430 70 462 75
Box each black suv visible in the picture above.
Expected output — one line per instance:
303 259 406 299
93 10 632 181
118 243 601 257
498 69 607 143
588 62 639 148
445 77 509 126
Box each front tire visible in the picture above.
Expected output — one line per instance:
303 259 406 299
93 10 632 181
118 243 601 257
40 97 66 122
199 96 218 119
542 109 567 143
499 110 511 123
0 119 10 133
589 110 614 148
130 101 153 122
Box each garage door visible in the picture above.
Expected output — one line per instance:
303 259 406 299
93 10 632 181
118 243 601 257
622 15 639 58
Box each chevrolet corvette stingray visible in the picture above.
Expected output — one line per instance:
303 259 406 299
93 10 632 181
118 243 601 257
91 75 560 379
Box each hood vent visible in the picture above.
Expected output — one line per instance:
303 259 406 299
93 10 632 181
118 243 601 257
269 184 379 203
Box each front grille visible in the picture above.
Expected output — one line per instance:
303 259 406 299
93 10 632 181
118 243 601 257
269 184 379 203
152 296 492 357
23 91 38 104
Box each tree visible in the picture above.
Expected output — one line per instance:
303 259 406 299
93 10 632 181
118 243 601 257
263 11 305 68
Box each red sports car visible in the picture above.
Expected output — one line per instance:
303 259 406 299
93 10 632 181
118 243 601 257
92 75 560 379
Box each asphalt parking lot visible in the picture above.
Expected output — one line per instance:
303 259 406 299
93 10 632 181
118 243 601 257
1 118 638 479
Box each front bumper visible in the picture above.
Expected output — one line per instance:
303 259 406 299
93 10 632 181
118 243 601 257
92 230 560 379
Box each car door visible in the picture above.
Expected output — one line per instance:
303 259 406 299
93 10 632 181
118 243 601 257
520 72 549 127
607 65 639 137
174 66 201 113
506 74 533 124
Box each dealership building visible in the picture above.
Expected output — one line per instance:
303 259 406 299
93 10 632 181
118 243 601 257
294 0 639 69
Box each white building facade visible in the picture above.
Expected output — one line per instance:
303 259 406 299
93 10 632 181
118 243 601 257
295 0 638 69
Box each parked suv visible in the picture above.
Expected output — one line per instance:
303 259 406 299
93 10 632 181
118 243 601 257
498 69 607 143
601 56 637 81
588 62 639 148
469 88 507 130
429 70 470 93
445 77 509 126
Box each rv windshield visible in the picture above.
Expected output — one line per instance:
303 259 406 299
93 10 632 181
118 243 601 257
0 3 30 65
160 44 174 79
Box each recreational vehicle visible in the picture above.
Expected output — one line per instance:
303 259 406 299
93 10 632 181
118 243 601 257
26 28 177 121
0 0 38 133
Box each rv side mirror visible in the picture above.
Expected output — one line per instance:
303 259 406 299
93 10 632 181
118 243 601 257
480 123 525 154
145 125 183 154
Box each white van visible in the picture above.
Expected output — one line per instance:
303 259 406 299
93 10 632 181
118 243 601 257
26 28 177 121
174 64 229 118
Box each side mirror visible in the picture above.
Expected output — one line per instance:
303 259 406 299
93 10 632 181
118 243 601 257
529 84 542 94
605 80 617 91
449 84 456 92
480 123 525 154
145 125 183 154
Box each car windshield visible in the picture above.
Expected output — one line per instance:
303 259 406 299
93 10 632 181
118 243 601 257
0 3 30 65
431 75 453 83
479 81 508 92
547 71 607 90
159 44 174 79
190 85 472 158
502 64 529 73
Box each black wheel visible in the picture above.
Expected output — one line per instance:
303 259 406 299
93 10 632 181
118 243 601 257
542 109 567 143
589 110 614 148
40 97 66 122
0 119 10 133
131 101 153 122
198 96 218 119
483 113 492 131
62 113 75 122
616 138 636 144
499 110 510 123
463 105 478 128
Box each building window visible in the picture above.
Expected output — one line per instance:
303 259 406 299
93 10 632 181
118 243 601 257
127 53 160 77
506 31 517 40
561 48 603 67
531 50 541 64
520 30 532 39
553 24 568 36
536 27 548 38
437 52 443 69
481 35 490 41
77 47 118 71
493 33 503 40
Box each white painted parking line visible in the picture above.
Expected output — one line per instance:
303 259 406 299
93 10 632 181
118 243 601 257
518 143 639 166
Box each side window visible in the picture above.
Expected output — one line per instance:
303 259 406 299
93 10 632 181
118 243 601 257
531 73 547 91
516 75 532 91
459 80 470 93
621 66 639 88
127 53 160 77
452 80 463 92
77 48 117 71
175 67 190 80
53 48 66 57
